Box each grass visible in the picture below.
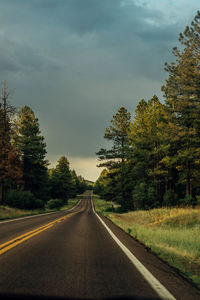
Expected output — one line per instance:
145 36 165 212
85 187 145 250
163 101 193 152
92 194 115 215
60 195 82 211
0 195 82 221
93 194 200 288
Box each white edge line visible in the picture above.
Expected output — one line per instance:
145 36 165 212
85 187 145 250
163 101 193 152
91 198 176 300
0 198 82 224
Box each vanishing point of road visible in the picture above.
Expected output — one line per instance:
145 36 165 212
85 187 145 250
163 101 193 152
0 192 199 300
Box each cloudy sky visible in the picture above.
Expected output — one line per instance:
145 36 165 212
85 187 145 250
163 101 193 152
0 0 199 181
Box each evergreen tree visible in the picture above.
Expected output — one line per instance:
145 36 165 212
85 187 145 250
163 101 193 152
96 107 131 208
129 95 169 208
14 106 49 200
70 169 81 198
0 81 23 203
162 11 200 198
50 156 73 202
77 175 88 194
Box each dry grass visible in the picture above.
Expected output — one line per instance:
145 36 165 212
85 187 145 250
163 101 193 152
0 196 81 221
0 206 42 220
93 195 200 287
110 206 200 227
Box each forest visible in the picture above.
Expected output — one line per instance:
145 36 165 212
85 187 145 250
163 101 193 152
94 11 200 210
0 85 89 210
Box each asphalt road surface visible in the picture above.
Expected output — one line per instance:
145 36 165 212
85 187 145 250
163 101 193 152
0 192 199 300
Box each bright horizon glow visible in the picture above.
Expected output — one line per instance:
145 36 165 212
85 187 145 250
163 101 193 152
48 155 102 182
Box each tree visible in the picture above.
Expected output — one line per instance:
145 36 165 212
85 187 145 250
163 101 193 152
178 10 200 53
70 169 83 198
129 95 169 207
50 156 73 202
77 175 88 194
14 106 49 200
162 11 200 198
0 81 23 203
96 107 131 208
93 169 115 200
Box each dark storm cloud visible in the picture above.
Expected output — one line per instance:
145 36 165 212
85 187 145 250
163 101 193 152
0 0 199 179
35 0 126 33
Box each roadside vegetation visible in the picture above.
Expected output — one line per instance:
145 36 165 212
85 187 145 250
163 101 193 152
95 11 200 211
0 195 82 221
0 81 92 211
93 194 200 288
94 13 200 287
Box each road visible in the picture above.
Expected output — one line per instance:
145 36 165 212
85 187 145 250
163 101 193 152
0 192 199 300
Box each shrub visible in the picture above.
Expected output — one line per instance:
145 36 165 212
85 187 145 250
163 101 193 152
163 189 178 206
46 199 64 209
105 205 115 212
180 195 197 207
196 195 200 205
4 190 44 209
34 199 45 209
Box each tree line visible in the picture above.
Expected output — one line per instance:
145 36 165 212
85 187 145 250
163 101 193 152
94 11 200 210
0 85 89 209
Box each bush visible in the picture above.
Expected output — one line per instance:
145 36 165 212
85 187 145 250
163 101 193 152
196 195 200 205
46 199 64 209
105 205 115 212
34 199 45 209
180 195 197 207
4 190 45 209
163 189 178 206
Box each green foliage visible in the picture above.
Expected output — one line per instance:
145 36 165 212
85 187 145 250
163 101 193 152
163 189 178 206
96 107 132 208
132 183 148 210
4 189 44 209
162 11 200 198
179 195 197 207
147 186 157 208
0 82 23 204
14 106 49 200
0 88 88 210
50 156 73 202
96 11 200 210
102 204 200 288
105 205 115 212
46 198 64 209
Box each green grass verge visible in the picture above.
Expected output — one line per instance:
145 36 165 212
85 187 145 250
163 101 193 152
92 194 114 215
0 195 82 221
93 194 200 288
60 195 82 211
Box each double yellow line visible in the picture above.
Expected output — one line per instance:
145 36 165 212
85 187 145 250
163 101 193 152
0 212 76 255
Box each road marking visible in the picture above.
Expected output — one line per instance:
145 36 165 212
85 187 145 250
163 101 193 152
0 198 82 224
91 199 176 300
0 224 53 255
0 212 77 255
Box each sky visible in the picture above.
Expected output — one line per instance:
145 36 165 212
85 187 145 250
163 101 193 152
0 0 199 181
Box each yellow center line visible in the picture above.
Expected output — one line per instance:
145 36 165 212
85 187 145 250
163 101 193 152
0 211 77 255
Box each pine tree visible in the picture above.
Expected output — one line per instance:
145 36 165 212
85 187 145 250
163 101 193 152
50 156 73 202
129 96 169 207
14 106 49 200
96 107 131 208
70 169 80 198
0 81 23 203
162 12 200 198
